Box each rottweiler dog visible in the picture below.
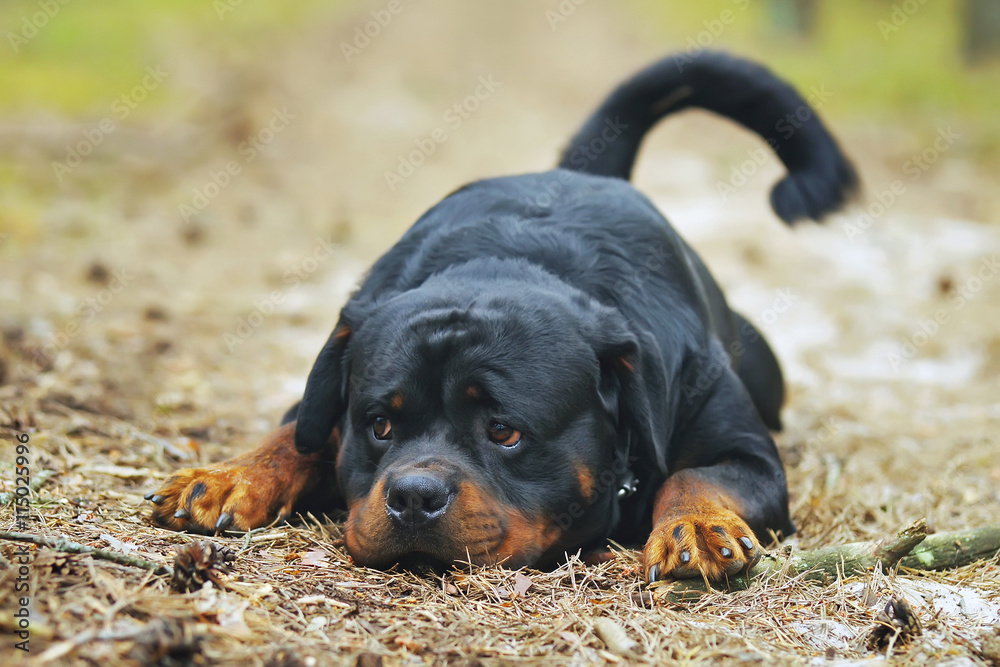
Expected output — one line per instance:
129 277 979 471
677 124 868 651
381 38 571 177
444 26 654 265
146 51 857 583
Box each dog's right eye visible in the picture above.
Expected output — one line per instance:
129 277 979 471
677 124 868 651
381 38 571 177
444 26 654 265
372 416 393 441
488 422 521 448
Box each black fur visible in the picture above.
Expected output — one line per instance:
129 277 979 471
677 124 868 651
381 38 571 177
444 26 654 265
291 51 856 560
559 51 857 224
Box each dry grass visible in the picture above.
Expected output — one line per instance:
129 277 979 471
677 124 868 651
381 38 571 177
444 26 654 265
1 404 998 667
3 0 1000 664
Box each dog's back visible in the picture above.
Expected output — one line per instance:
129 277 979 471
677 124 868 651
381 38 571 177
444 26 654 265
345 51 857 433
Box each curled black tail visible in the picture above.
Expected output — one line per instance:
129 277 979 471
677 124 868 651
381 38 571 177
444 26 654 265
558 51 858 224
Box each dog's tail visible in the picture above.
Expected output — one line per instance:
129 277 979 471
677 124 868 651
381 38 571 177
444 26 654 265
557 51 858 224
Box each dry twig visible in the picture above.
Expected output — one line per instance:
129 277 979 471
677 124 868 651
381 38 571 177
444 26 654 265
0 530 173 576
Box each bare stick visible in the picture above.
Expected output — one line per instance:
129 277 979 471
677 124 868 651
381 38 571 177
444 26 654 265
899 524 1000 570
659 520 1000 600
0 530 173 576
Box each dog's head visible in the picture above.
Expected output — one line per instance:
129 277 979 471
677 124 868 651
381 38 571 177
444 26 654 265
294 260 664 569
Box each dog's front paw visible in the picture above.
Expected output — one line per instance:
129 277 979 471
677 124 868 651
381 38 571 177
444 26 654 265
643 508 761 583
145 423 316 534
146 464 291 534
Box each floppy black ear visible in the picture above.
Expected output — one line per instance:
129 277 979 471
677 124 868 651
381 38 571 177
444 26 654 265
590 311 671 476
294 321 353 454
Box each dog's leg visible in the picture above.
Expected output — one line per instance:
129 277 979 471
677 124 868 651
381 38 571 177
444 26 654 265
644 370 792 582
730 311 785 431
145 422 341 533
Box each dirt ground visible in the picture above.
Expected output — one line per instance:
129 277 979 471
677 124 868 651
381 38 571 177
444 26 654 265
2 1 999 665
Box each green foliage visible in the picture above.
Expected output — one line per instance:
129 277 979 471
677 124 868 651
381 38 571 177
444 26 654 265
0 0 337 114
2 0 997 155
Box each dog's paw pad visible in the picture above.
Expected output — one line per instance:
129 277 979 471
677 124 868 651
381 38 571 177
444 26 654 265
643 510 760 583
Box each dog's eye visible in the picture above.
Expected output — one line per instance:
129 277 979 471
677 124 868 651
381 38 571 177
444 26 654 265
488 422 521 447
372 416 393 441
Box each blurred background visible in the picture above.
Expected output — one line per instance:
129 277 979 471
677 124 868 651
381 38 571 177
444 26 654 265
1 1 998 522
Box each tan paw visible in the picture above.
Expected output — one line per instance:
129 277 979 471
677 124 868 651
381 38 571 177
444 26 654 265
145 423 314 534
643 508 761 583
146 464 290 534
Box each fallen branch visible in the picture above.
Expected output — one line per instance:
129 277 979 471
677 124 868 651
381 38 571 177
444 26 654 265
0 530 173 576
659 520 1000 600
899 524 1000 570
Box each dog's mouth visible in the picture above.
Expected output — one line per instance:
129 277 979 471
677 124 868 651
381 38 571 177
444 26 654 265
344 476 565 571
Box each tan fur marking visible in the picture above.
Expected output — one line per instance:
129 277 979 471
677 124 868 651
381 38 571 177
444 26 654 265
643 470 761 582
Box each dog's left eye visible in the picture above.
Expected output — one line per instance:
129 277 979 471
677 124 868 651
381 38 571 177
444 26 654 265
488 422 521 447
372 416 393 441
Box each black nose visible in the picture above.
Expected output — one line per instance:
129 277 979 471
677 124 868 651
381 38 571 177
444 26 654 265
385 474 452 528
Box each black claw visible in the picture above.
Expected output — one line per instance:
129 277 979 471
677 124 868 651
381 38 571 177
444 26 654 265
680 550 691 564
648 565 660 584
147 495 166 505
739 536 754 551
720 547 733 558
215 512 233 532
144 492 155 501
174 509 190 519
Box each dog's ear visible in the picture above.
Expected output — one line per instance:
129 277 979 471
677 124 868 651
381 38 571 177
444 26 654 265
588 308 671 475
294 320 353 454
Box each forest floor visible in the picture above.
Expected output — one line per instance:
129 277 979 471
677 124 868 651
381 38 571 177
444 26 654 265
1 1 999 664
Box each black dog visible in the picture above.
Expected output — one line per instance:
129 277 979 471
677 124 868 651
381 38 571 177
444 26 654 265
147 51 856 582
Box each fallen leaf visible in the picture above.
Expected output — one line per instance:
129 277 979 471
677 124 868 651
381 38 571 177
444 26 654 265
511 572 532 597
301 549 330 567
593 617 639 656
